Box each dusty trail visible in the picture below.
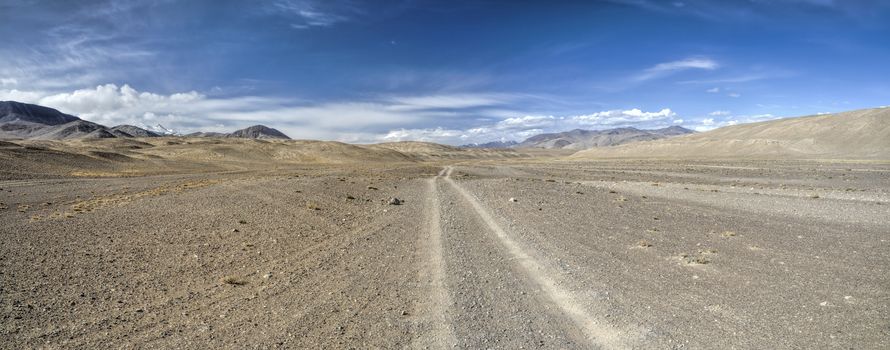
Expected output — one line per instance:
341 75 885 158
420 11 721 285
411 172 457 349
440 166 637 349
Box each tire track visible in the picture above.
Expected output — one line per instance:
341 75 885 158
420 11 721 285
442 166 636 349
412 172 457 348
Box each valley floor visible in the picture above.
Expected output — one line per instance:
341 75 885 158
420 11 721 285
1 160 888 349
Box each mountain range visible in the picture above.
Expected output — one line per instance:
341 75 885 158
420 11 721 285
461 126 694 149
0 101 290 140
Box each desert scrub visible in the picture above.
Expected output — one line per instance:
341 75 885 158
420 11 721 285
680 253 711 265
221 276 247 286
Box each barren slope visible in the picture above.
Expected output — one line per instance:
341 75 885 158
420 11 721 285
572 107 890 160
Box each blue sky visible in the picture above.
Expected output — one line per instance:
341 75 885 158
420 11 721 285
1 0 889 143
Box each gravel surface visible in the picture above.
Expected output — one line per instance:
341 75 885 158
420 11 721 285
1 160 887 349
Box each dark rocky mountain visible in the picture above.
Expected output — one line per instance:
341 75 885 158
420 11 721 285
33 120 115 140
517 126 694 149
186 125 290 139
0 101 80 125
227 125 290 139
0 101 290 140
0 101 111 140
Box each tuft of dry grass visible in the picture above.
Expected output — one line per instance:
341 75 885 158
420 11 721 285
221 276 247 286
637 239 652 248
680 253 711 265
721 231 736 237
306 201 321 210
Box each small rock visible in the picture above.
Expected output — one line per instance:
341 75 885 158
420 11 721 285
509 197 517 202
232 229 239 233
388 197 402 205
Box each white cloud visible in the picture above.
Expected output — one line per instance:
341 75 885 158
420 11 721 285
706 87 720 93
693 112 778 132
636 58 718 81
375 108 681 144
0 78 17 86
574 108 676 125
0 89 44 102
1 84 520 141
709 110 730 116
4 83 694 145
382 127 466 142
727 92 741 98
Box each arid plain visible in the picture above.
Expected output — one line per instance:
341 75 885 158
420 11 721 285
2 110 889 349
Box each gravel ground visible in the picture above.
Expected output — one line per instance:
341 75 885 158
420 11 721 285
1 160 887 349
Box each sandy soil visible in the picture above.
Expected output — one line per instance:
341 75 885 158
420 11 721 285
1 158 888 349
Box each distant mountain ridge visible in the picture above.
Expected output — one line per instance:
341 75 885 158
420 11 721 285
463 126 694 150
517 126 693 149
110 125 161 138
0 101 290 140
185 125 290 140
460 140 519 149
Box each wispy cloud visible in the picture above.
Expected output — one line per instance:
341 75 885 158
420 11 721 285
272 0 355 29
0 0 160 90
634 58 718 81
605 0 890 22
678 70 795 85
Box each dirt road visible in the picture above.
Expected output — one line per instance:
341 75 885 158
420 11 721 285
2 161 888 348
